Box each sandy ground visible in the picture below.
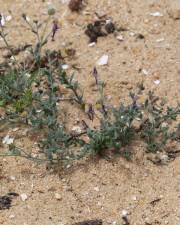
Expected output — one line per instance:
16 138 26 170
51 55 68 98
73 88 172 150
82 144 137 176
0 0 180 224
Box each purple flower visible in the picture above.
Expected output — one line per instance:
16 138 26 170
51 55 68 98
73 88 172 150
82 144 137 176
51 20 58 41
92 67 98 85
99 100 107 116
87 104 95 121
130 93 138 110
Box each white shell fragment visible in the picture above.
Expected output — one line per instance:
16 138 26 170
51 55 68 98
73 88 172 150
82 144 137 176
61 0 70 4
142 69 149 75
122 209 128 217
62 64 69 70
97 55 109 66
156 38 165 43
88 42 96 47
20 193 28 201
150 12 163 17
2 135 14 145
116 35 124 41
55 193 62 200
154 80 160 85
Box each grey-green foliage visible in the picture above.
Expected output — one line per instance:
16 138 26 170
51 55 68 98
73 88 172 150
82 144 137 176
141 92 180 152
0 70 31 105
84 104 140 156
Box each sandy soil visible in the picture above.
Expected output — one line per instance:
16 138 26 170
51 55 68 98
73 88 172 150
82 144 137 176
0 0 180 224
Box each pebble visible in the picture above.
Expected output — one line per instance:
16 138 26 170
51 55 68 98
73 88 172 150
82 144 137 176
122 209 128 217
9 176 16 181
150 12 163 17
55 193 62 200
61 0 70 4
20 193 28 201
154 80 160 85
97 55 109 66
9 214 15 219
129 32 135 36
116 34 124 41
159 154 169 164
161 122 168 128
12 127 19 132
142 69 149 75
88 42 96 47
132 196 137 201
66 164 71 169
94 187 100 192
112 222 117 225
62 64 69 70
156 38 165 43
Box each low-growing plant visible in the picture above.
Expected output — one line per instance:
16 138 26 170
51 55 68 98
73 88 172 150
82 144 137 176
0 11 180 169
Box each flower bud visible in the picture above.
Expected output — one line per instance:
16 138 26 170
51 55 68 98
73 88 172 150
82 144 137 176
48 5 56 16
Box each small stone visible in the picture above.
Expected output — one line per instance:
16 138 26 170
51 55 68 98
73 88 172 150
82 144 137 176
116 34 124 41
159 154 169 164
61 0 70 4
88 42 96 47
122 209 128 217
154 80 160 85
142 69 149 75
62 64 69 70
97 55 109 66
12 127 19 132
94 187 100 192
66 164 71 169
132 196 137 201
161 122 168 128
156 38 165 43
55 193 62 200
9 214 15 219
9 176 16 181
150 12 163 17
129 32 135 36
20 193 28 201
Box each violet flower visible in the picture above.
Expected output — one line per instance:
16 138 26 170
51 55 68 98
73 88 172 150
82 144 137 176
130 93 138 110
92 67 98 85
87 103 95 121
99 100 107 116
51 20 58 41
